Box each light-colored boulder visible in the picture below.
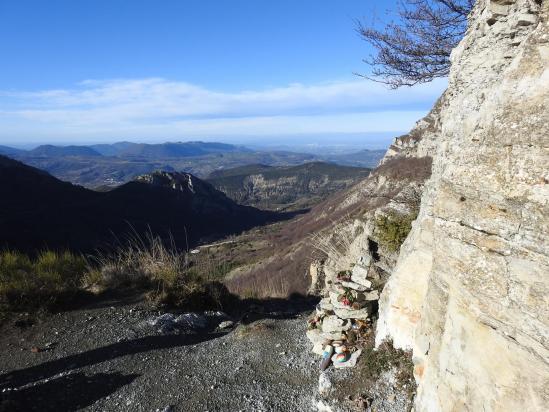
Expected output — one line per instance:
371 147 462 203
350 266 372 288
361 290 379 302
320 331 347 341
312 342 324 356
340 280 368 292
321 315 351 333
333 306 371 320
516 13 537 26
318 372 333 396
489 3 510 16
357 254 372 267
318 297 334 312
306 328 324 345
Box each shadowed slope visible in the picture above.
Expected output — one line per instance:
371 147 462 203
0 156 284 253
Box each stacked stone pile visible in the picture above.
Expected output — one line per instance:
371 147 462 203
306 252 382 358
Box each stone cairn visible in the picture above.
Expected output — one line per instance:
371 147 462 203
306 252 381 366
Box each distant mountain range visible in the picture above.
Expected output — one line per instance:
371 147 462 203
0 155 282 253
206 162 371 210
28 144 103 157
0 141 385 188
0 145 25 156
89 141 249 158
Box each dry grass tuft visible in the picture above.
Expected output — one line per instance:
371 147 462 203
86 231 237 310
0 250 87 310
1 231 239 313
87 232 185 291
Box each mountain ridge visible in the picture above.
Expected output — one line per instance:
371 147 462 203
0 155 281 253
0 142 385 187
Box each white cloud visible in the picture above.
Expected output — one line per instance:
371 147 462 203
0 77 446 143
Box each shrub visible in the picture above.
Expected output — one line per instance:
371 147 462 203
374 210 418 252
155 280 236 311
0 250 87 310
1 234 242 313
89 233 185 290
89 232 239 310
35 250 87 289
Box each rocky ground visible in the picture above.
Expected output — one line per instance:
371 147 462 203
0 293 414 412
0 294 320 412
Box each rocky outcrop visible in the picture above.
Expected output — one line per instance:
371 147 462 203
374 0 549 410
307 252 381 355
136 171 198 193
307 0 548 410
207 162 371 210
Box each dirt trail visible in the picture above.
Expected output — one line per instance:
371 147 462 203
0 298 319 412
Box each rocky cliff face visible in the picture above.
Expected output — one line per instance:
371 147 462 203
375 0 548 410
206 162 371 211
309 0 548 410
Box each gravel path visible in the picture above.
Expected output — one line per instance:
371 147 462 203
0 298 319 412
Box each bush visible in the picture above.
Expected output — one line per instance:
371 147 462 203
1 233 242 313
0 250 87 310
374 210 418 252
89 233 239 310
35 250 87 289
89 233 185 290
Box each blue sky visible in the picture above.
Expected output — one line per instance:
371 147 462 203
0 0 446 147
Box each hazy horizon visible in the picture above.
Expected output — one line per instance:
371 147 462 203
1 131 397 153
0 0 445 146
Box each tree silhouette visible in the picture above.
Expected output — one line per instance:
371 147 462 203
358 0 474 88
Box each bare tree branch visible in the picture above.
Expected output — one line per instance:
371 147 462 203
357 0 474 88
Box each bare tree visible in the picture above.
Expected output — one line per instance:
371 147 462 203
357 0 475 88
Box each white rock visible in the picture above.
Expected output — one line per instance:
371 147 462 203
332 349 362 369
306 328 325 345
489 3 509 16
333 306 371 320
340 281 368 292
351 266 372 288
321 331 346 341
516 13 537 26
358 254 372 267
321 315 351 333
312 342 325 356
363 290 380 301
318 298 334 312
217 320 234 329
316 399 335 412
318 372 332 396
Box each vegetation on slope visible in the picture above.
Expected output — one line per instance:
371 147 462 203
0 250 87 311
0 234 238 315
374 210 418 252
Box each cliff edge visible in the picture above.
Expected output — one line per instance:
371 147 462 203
375 0 549 410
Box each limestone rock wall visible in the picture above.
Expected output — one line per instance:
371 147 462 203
375 0 549 410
